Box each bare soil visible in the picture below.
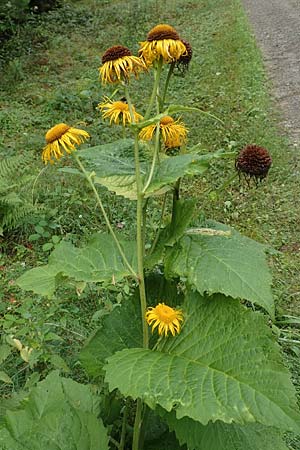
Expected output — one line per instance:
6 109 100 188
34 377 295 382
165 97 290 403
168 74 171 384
242 0 300 146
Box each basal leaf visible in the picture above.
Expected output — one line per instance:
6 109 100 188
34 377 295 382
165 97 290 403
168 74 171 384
104 292 300 432
80 298 143 377
163 410 289 450
0 371 109 450
17 233 137 297
165 221 274 317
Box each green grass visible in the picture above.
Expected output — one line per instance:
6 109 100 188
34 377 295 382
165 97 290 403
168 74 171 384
0 0 300 447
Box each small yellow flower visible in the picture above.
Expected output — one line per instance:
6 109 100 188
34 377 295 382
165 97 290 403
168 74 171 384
42 123 90 164
139 115 188 149
146 302 184 337
139 24 187 66
99 45 147 84
98 99 143 125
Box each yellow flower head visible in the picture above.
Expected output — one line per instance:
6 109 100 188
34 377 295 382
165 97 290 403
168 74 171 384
146 302 184 337
97 99 143 125
99 45 147 84
42 123 90 164
139 24 187 66
139 115 188 149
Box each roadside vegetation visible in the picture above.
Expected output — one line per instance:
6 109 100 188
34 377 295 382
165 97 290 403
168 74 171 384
0 0 299 448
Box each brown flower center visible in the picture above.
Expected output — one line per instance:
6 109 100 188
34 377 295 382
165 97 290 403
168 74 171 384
45 123 70 143
102 45 132 63
147 24 179 42
160 116 174 126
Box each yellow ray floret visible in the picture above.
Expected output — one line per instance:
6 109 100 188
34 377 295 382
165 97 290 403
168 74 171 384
146 302 184 337
139 24 187 66
42 123 90 164
139 115 187 149
98 99 143 125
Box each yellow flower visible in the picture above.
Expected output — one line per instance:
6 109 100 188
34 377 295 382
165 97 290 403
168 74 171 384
99 45 147 84
146 302 184 337
98 99 143 125
139 24 187 66
139 115 188 149
42 123 90 164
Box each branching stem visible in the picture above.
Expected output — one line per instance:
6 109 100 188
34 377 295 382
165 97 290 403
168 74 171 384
74 154 137 279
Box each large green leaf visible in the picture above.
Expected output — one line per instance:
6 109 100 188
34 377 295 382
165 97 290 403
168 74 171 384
164 221 274 317
146 199 196 268
79 138 144 199
0 371 109 450
17 233 137 297
79 138 230 199
145 151 231 198
163 410 289 450
104 292 300 432
79 138 139 177
80 298 143 377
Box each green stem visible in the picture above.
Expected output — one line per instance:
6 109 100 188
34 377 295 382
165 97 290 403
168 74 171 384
74 154 137 279
132 399 143 450
149 192 167 255
124 84 149 450
109 437 120 449
142 198 149 257
161 62 175 111
144 58 163 119
119 401 128 450
142 123 160 193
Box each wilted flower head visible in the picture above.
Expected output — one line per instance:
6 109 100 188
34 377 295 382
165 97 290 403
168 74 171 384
139 24 187 66
139 115 188 149
98 99 143 125
176 39 193 72
42 123 90 164
235 144 272 181
99 45 147 84
146 302 184 337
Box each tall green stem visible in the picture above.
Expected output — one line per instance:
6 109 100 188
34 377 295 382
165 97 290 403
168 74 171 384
119 401 128 450
132 399 143 450
124 85 149 348
144 58 163 119
124 84 149 450
74 154 137 279
161 62 175 111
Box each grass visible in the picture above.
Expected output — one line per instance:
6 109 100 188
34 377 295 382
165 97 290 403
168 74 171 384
0 0 300 447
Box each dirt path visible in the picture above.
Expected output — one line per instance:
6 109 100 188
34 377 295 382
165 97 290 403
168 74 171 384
242 0 300 146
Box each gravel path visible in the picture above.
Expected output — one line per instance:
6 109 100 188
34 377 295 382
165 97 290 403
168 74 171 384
242 0 300 146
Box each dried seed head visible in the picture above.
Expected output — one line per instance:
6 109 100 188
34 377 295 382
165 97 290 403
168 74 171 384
178 39 193 65
102 45 132 63
236 144 272 180
147 24 180 42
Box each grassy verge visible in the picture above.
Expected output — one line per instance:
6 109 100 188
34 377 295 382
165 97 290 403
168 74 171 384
0 0 299 446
